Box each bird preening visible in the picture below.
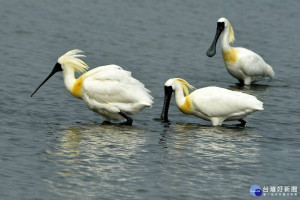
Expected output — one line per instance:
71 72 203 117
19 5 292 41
31 17 274 127
31 49 153 125
206 17 275 85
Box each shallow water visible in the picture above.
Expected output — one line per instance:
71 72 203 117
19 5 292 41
1 0 299 199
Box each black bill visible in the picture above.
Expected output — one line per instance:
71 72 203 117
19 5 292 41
206 22 225 57
160 86 173 122
31 63 62 97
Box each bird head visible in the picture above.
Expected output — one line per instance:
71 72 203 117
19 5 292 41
31 49 88 97
160 78 194 122
206 17 235 57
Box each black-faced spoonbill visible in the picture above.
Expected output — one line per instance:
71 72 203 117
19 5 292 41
206 17 275 85
160 78 263 126
31 49 153 125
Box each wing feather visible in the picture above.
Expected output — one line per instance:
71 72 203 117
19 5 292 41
237 48 274 78
191 87 263 117
82 65 153 106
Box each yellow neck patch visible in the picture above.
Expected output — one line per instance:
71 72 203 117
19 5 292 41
72 75 84 98
222 48 238 63
179 96 192 114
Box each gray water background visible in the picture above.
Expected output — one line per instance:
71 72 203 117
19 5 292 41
0 0 299 199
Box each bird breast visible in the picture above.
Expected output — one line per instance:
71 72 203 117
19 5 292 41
72 76 84 98
222 48 238 63
178 96 192 114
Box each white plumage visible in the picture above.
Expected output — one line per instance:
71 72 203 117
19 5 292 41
232 48 275 83
189 86 263 125
81 65 153 121
207 17 275 85
32 49 153 125
161 78 263 126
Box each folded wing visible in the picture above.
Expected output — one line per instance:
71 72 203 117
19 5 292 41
82 65 153 110
237 48 275 79
192 86 263 117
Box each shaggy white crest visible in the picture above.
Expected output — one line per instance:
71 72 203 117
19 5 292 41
58 49 89 73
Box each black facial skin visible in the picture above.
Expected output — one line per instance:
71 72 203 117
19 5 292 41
206 22 225 57
160 86 173 122
31 63 62 97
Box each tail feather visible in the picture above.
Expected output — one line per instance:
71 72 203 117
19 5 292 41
266 64 275 80
254 100 264 110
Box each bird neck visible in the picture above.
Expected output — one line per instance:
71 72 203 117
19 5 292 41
221 27 231 51
62 66 84 98
174 83 191 114
62 67 76 91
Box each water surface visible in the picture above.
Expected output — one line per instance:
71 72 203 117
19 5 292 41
1 0 299 199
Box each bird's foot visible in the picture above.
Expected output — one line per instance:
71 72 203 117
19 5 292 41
236 119 247 127
102 121 112 125
121 118 133 126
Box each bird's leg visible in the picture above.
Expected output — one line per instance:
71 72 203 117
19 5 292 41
238 79 244 86
119 111 133 125
237 119 247 127
244 77 252 85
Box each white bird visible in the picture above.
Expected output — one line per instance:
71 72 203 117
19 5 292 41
206 17 275 85
31 49 153 125
160 78 263 126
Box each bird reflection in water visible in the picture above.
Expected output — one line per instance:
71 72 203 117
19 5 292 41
159 122 261 166
57 124 145 159
229 83 271 92
45 125 146 198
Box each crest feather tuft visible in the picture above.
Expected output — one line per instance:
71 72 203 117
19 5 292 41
175 78 195 96
228 20 235 43
58 49 89 73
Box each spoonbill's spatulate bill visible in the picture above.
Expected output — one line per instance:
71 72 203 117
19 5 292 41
206 17 275 85
31 49 153 125
161 78 263 126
